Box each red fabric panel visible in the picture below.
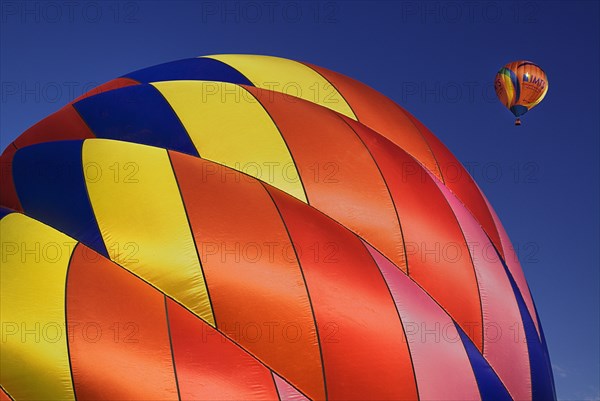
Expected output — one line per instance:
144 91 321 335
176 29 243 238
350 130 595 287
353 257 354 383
246 86 406 272
14 105 95 149
437 182 531 401
169 153 325 400
404 112 504 259
265 185 418 401
308 62 503 258
166 298 279 401
346 116 483 350
66 244 178 400
0 144 21 211
72 77 140 102
304 63 442 181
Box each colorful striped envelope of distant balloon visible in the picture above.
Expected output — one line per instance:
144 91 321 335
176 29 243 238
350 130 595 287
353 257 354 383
495 60 548 125
0 55 555 401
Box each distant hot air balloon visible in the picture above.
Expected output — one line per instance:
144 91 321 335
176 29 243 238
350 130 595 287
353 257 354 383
495 60 548 125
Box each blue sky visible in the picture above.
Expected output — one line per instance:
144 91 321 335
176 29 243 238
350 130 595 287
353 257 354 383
1 1 598 399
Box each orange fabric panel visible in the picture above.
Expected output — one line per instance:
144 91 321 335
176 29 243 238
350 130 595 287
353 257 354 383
0 144 21 212
169 153 325 400
265 186 418 401
346 117 483 350
403 111 504 259
245 86 406 272
14 105 95 149
72 77 140 102
166 299 279 401
304 63 441 180
66 244 178 400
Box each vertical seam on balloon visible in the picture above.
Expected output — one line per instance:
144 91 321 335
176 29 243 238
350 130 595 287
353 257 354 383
164 297 183 401
260 181 329 401
241 86 310 204
150 85 202 158
336 114 409 275
64 242 79 401
434 178 486 354
359 240 421 400
0 385 15 401
298 62 359 120
392 104 445 184
166 151 216 327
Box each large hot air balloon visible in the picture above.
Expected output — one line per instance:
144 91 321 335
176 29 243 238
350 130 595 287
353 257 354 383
0 55 555 401
495 60 548 125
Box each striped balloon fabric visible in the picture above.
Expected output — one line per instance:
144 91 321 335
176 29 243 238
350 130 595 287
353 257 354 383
0 55 555 401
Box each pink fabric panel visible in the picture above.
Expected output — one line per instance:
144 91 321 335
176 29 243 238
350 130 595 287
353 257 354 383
272 373 310 401
365 242 481 401
434 180 531 401
482 194 541 338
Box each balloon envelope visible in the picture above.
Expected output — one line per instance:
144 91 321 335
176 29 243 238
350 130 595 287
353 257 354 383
0 55 556 401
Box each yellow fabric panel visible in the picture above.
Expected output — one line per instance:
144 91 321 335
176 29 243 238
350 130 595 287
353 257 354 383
501 74 515 106
82 139 215 326
0 213 76 401
204 54 357 119
152 80 307 203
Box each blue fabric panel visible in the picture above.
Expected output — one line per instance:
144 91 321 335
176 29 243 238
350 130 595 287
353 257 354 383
499 254 556 401
73 84 199 156
456 323 513 400
12 141 108 257
123 57 253 86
